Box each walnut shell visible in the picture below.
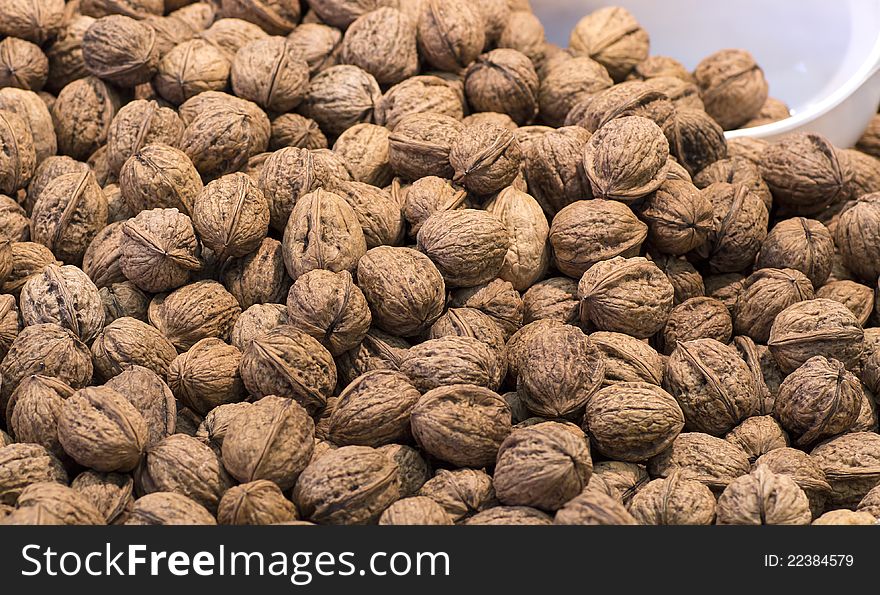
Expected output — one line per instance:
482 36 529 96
4 482 105 526
240 325 336 413
7 375 73 460
493 421 591 511
296 0 371 29
402 335 503 392
336 327 409 385
578 256 674 338
734 268 814 343
716 465 811 525
756 217 834 287
810 432 880 508
568 7 649 82
566 82 676 145
356 246 445 337
218 480 297 525
450 278 523 340
0 194 29 242
52 76 120 160
195 401 253 453
857 483 880 518
91 316 177 381
725 415 789 463
106 100 184 178
378 496 453 525
516 323 604 417
388 112 463 181
285 269 370 356
401 176 467 238
57 386 147 472
284 22 341 75
339 7 417 86
105 365 175 448
668 108 727 177
629 472 717 525
222 240 289 309
549 199 647 279
45 14 95 94
270 113 327 151
0 0 65 45
218 0 300 35
70 470 134 524
638 179 713 255
649 432 751 495
521 126 591 217
589 331 663 387
498 10 545 65
418 468 497 521
231 37 309 113
0 443 67 506
695 182 769 274
448 123 523 196
192 173 269 261
19 264 103 345
465 505 553 525
123 492 216 525
661 297 732 355
81 0 163 19
734 339 780 414
694 49 768 130
375 75 464 130
82 15 159 87
693 155 772 212
82 221 127 288
0 294 20 363
428 307 506 364
229 303 287 351
813 509 877 525
136 433 231 513
149 281 241 351
768 298 865 374
0 88 56 164
416 0 485 73
834 193 880 283
522 277 579 326
119 144 202 216
584 382 684 461
154 38 230 105
120 208 200 293
553 488 637 525
377 443 428 498
328 180 404 249
293 445 399 525
299 65 381 137
328 370 420 447
464 49 538 125
332 124 392 187
167 338 245 415
0 41 46 96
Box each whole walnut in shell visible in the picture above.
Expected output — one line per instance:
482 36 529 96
21 265 103 348
231 37 309 113
638 179 714 255
757 217 834 287
192 173 269 261
549 199 647 279
716 465 811 525
0 88 56 164
553 489 637 525
229 303 287 352
590 331 664 386
568 6 649 82
498 10 545 65
756 447 831 517
834 193 880 283
578 256 674 338
695 182 769 274
0 443 67 506
356 246 445 337
303 0 379 29
818 281 874 326
106 100 184 177
82 15 159 87
377 443 428 499
57 386 147 472
418 468 497 522
648 432 751 492
493 422 591 511
284 22 341 75
153 38 230 106
239 325 336 414
629 472 717 525
336 327 409 386
123 492 215 525
522 126 591 217
538 56 613 127
402 176 468 238
733 268 814 343
120 208 201 293
813 509 877 525
332 124 392 188
339 7 418 86
566 82 675 143
4 482 105 526
52 76 120 160
119 144 202 216
724 415 788 463
270 113 327 151
328 370 420 447
222 238 291 309
810 432 880 508
768 298 865 374
775 356 863 446
451 278 525 340
328 180 404 249
388 112 463 181
299 65 381 138
7 375 74 460
401 335 503 393
465 49 539 125
661 297 732 354
693 49 768 130
105 366 176 448
429 307 506 366
416 0 485 73
0 36 47 91
522 277 580 326
293 445 399 525
449 123 523 196
375 75 464 130
148 280 241 351
71 471 134 524
693 155 773 212
378 496 453 526
91 316 178 381
218 480 297 525
0 194 29 242
584 382 685 461
167 338 245 415
668 108 728 177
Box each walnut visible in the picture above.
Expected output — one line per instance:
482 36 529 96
668 108 728 177
753 449 829 517
760 132 851 214
553 489 637 525
810 432 880 508
703 272 744 313
834 193 880 283
293 445 399 525
498 11 544 66
694 49 768 130
549 200 646 279
716 465 811 525
568 6 649 82
648 432 750 492
0 443 67 506
732 268 814 343
52 76 120 160
401 176 467 238
304 0 385 29
81 15 158 88
819 281 874 327
356 246 445 337
650 253 705 306
629 55 693 83
270 113 327 151
229 303 288 352
123 492 216 525
693 156 772 211
450 279 524 340
103 365 175 450
222 239 290 309
148 280 241 351
521 127 590 217
329 180 403 249
857 484 880 518
91 317 176 382
327 370 420 447
725 415 789 463
230 37 309 113
662 297 732 356
20 264 104 343
578 256 674 338
336 327 409 385
0 0 65 44
135 433 231 513
516 323 604 417
638 180 712 255
744 97 791 128
429 307 505 363
299 65 381 137
538 56 613 127
26 156 90 215
165 338 244 416
448 123 523 196
3 482 105 526
120 208 200 293
696 182 769 274
331 124 391 187
284 22 340 76
843 148 880 198
629 472 717 525
71 471 134 524
813 509 877 525
643 76 704 112
505 319 563 381
0 88 56 164
338 7 417 86
143 15 196 58
0 194 29 242
153 38 230 105
753 217 834 288
192 173 269 262
726 136 769 165
589 461 647 504
415 0 484 73
378 496 453 525
0 294 20 361
465 506 553 525
0 323 92 409
566 83 676 145
418 468 497 521
1 242 58 298
105 100 184 178
195 402 253 453
218 0 300 35
464 49 539 126
376 443 428 498
588 331 663 387
218 480 297 525
118 144 201 216
6 375 74 460
410 384 510 468
0 111 36 198
522 278 579 325
45 14 95 94
388 112 463 181
80 0 163 19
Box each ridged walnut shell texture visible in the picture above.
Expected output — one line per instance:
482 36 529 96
239 325 337 414
629 473 717 525
418 468 497 522
662 296 732 354
724 415 789 463
638 179 714 255
716 466 811 525
834 193 880 283
0 443 67 506
71 471 134 524
590 331 664 386
281 188 367 281
270 113 327 151
167 338 245 415
465 48 539 125
694 49 768 130
221 396 314 491
568 6 649 82
123 492 216 525
538 56 613 127
119 144 202 216
82 220 127 289
231 37 309 113
378 496 453 525
230 303 288 352
82 15 159 87
4 482 105 526
522 277 580 326
332 124 392 188
810 432 880 508
52 76 120 161
584 382 685 461
584 116 670 202
376 75 465 130
416 0 485 73
120 208 200 293
696 182 769 274
553 489 637 525
286 269 371 357
516 324 605 417
648 432 751 492
389 112 463 181
340 7 418 86
301 63 382 136
283 22 340 76
136 434 232 514
223 237 291 309
767 298 865 374
148 280 241 351
0 88 55 165
466 506 553 526
449 123 523 196
733 268 814 344
57 386 148 473
758 217 835 288
356 246 446 337
775 356 863 446
20 264 104 343
193 172 269 261
154 38 230 106
523 126 592 217
578 256 674 339
330 180 404 249
411 384 512 468
91 317 177 381
401 335 503 393
566 82 675 144
7 375 74 460
105 366 175 448
549 199 647 279
219 0 300 35
417 209 509 288
493 422 592 511
668 108 728 177
218 480 297 525
293 445 400 525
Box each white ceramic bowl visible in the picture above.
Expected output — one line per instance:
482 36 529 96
534 0 880 147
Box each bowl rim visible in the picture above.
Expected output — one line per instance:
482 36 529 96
726 26 880 140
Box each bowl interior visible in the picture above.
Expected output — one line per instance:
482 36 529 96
534 0 880 117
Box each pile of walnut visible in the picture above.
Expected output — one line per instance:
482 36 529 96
2 0 880 527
